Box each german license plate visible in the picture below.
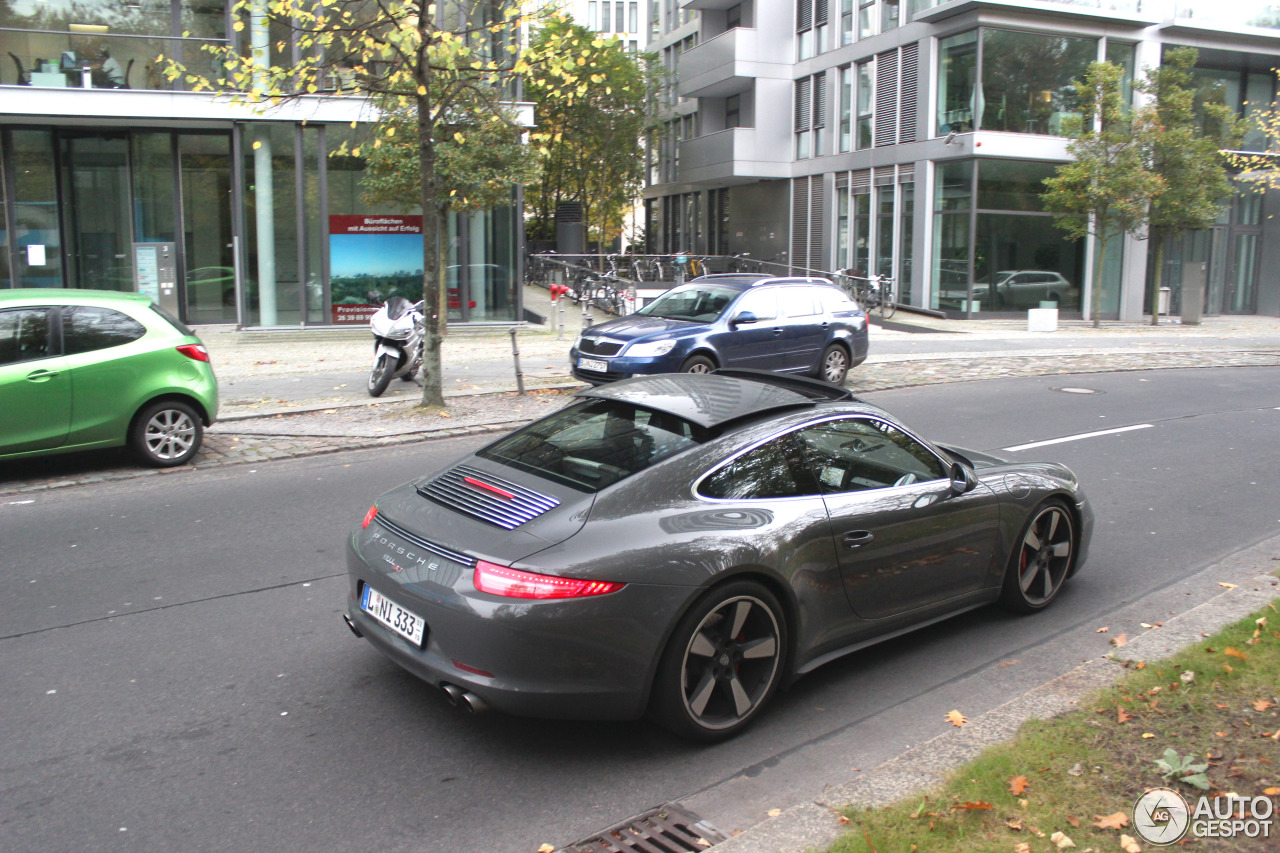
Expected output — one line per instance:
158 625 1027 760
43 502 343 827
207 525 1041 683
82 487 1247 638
578 357 608 372
361 585 426 646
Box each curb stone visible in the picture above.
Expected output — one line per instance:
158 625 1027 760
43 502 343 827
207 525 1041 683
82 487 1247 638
704 560 1280 853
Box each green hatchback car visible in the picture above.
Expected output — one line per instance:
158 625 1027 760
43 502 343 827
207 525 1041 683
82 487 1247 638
0 289 219 467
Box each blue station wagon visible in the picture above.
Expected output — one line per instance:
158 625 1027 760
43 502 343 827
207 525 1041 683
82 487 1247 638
570 274 869 386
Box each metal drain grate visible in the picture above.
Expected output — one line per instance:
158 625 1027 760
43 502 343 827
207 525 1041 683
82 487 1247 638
562 803 728 853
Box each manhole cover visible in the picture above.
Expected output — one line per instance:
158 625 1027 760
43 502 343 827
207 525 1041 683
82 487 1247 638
562 803 728 853
1052 387 1102 395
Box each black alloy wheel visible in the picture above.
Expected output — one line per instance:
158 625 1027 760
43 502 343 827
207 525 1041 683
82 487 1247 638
652 581 786 740
1000 500 1075 612
368 353 397 397
680 355 716 374
815 344 850 385
131 400 203 467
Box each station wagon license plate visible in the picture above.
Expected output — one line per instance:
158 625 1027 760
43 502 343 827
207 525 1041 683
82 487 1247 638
361 585 426 646
578 357 608 373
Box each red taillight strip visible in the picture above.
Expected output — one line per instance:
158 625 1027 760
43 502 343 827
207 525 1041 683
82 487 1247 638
176 344 210 362
463 476 516 500
474 561 624 600
361 506 378 529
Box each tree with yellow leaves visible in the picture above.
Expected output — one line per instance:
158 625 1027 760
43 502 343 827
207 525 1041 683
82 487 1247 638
162 0 573 409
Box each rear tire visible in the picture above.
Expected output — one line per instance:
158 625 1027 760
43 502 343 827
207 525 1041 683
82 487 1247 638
680 355 716 374
368 353 397 397
650 581 787 741
131 400 202 468
814 344 850 385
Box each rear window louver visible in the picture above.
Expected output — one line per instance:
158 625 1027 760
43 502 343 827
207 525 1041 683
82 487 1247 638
417 464 560 529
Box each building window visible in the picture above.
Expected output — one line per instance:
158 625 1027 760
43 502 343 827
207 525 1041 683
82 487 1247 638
726 94 742 129
857 60 874 149
839 66 853 152
796 0 828 60
630 1 639 33
881 0 901 31
937 28 1098 137
795 74 827 159
858 0 875 40
931 159 1084 315
588 1 599 30
841 0 854 45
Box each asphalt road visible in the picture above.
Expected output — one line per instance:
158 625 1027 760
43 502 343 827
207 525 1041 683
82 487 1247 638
3 366 1278 852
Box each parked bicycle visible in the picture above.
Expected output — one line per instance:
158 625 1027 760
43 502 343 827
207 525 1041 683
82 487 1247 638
845 272 897 320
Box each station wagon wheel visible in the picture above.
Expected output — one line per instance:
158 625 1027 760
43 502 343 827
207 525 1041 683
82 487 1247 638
651 581 786 741
815 344 850 385
1000 500 1075 613
680 355 716 374
131 400 203 468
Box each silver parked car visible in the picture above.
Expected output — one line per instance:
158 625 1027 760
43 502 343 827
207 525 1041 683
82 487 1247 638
344 371 1092 740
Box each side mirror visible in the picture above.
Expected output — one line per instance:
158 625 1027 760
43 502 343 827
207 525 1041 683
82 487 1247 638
731 311 758 327
949 462 977 496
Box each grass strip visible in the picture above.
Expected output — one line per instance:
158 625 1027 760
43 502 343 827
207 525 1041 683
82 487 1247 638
830 600 1280 852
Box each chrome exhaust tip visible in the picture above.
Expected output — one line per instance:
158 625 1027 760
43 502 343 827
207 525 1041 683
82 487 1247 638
460 691 488 715
440 683 464 707
342 614 363 638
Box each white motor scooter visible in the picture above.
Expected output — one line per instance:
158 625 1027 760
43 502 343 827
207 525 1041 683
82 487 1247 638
366 293 425 397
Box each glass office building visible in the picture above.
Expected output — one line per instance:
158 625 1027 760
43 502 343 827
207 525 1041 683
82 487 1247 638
0 0 525 327
646 0 1280 320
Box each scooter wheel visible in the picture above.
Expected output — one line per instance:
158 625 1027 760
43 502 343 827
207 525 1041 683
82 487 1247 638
368 354 397 397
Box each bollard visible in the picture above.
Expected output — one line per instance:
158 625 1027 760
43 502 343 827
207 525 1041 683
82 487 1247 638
508 327 525 395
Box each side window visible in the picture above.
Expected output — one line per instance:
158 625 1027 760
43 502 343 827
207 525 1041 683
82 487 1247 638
795 417 947 492
699 433 818 500
783 287 821 318
733 288 779 321
818 287 858 314
62 306 146 355
0 308 51 366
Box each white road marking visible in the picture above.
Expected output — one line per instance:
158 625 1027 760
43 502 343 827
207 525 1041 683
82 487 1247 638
1003 423 1154 452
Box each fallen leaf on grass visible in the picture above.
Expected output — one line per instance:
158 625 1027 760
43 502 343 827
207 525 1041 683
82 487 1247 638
1253 699 1275 711
1120 833 1142 853
1007 818 1024 831
1050 830 1076 848
1264 787 1280 796
1067 764 1083 777
1118 708 1134 723
1015 844 1032 853
1009 776 1029 796
1066 815 1080 827
1143 733 1156 738
945 709 968 727
1181 671 1196 685
1225 647 1247 660
1093 812 1129 830
955 801 993 810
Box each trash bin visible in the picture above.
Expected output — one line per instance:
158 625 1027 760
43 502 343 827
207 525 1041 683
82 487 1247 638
1158 287 1171 316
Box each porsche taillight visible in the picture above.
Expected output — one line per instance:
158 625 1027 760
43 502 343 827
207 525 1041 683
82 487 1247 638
473 561 624 599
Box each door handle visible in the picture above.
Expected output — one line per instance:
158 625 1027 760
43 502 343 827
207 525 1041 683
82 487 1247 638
842 530 874 549
26 369 60 382
771 327 784 335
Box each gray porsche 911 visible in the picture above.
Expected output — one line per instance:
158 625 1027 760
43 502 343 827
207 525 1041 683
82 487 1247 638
344 370 1092 740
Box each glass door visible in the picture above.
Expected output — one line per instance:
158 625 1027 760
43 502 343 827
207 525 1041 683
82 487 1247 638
1226 232 1259 314
59 134 132 291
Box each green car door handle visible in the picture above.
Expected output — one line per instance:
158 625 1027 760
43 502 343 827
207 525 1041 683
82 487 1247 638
26 369 60 382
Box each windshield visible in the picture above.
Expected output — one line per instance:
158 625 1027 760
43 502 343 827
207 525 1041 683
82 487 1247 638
478 400 708 492
637 284 739 323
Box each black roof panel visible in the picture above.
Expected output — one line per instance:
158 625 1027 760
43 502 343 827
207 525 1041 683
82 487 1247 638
575 373 817 429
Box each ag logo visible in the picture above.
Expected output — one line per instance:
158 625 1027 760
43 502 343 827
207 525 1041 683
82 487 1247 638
1133 787 1191 845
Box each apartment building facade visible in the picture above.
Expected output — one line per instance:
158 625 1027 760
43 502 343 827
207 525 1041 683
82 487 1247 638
0 1 526 328
645 0 1280 320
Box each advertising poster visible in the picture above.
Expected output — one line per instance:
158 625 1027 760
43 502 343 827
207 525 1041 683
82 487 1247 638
329 215 424 324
